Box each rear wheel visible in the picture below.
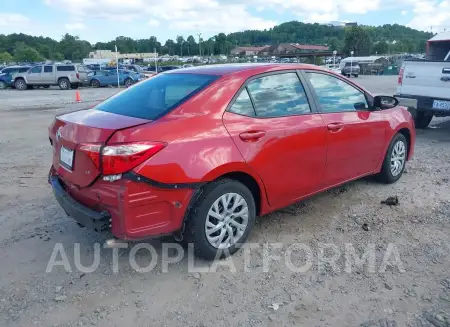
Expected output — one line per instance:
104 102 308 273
71 83 79 89
43 85 50 89
414 111 433 129
0 81 7 90
14 78 27 91
377 133 407 184
58 78 70 90
184 179 256 260
353 74 359 78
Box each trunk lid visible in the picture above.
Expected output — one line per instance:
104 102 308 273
49 109 150 187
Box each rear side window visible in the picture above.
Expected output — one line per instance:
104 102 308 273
18 67 30 73
96 73 218 120
56 65 75 72
229 89 256 116
44 66 53 73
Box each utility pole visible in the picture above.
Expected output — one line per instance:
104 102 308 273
197 33 202 57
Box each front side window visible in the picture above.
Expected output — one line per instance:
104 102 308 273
229 89 256 116
306 72 368 112
30 66 42 74
96 73 217 120
247 72 311 117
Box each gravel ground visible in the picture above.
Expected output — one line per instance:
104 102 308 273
1 75 450 327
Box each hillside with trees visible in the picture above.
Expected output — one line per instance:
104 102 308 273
0 21 433 63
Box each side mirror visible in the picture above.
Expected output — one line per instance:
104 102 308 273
373 95 399 110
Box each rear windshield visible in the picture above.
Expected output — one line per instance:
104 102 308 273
345 62 359 66
96 73 218 120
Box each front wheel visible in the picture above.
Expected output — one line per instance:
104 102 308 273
90 79 100 88
124 78 133 88
353 74 359 78
184 179 256 260
14 79 27 91
0 81 7 90
414 112 433 129
377 133 407 184
71 83 79 89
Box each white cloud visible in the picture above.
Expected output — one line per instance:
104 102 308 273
407 0 450 33
401 10 408 15
148 19 160 27
0 13 30 27
43 0 276 35
65 22 87 31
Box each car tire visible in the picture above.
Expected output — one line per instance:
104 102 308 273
377 133 408 184
0 81 7 90
58 78 70 90
14 78 27 91
353 74 359 78
184 179 256 260
71 83 79 89
90 79 100 88
124 78 133 88
414 112 433 129
43 85 50 89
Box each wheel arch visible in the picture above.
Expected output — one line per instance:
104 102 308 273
397 127 411 160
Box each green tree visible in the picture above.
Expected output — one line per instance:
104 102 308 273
343 26 372 56
0 51 13 63
13 42 44 62
372 41 389 54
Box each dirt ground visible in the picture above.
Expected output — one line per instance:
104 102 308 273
1 76 450 327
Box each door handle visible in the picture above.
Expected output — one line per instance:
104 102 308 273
239 131 266 141
327 122 344 132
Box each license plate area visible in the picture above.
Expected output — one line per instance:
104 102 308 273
60 146 74 170
432 100 450 110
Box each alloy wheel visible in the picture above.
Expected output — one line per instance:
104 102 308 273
205 193 249 249
390 140 406 177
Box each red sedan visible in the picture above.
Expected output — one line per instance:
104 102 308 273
48 64 415 260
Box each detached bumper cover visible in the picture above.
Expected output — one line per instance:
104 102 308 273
50 176 110 232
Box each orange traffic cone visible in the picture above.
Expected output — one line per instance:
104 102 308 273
75 91 81 103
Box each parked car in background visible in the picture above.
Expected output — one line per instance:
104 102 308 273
13 64 90 90
124 64 149 79
159 65 182 72
48 63 415 260
88 69 141 88
0 66 31 89
395 33 450 128
339 59 360 77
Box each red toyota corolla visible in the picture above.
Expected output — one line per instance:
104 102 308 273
48 64 415 259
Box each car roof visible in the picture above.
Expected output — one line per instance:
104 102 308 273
166 63 321 76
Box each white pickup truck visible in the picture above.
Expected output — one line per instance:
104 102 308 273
395 32 450 128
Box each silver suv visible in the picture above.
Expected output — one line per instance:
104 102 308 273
13 64 89 90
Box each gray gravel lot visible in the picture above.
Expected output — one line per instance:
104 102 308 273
0 75 450 327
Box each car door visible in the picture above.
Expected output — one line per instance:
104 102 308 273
41 65 54 84
222 71 328 209
301 70 387 187
27 65 43 83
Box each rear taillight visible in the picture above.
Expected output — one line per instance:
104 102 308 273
398 67 404 85
79 142 166 175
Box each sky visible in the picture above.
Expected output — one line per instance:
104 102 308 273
0 0 449 44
